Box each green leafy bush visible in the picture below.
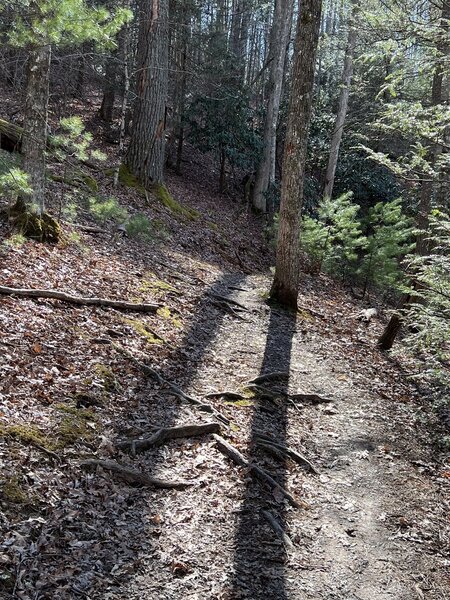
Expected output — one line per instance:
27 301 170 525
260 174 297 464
126 213 153 240
89 196 128 223
360 198 414 295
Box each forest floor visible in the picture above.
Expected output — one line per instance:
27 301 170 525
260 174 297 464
0 105 449 599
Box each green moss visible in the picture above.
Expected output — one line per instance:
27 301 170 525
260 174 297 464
224 399 255 407
1 477 28 504
1 409 98 452
124 318 164 345
93 363 119 391
141 276 177 295
14 211 62 244
156 306 171 318
2 424 53 450
239 387 257 399
54 403 95 419
153 184 199 220
118 164 145 194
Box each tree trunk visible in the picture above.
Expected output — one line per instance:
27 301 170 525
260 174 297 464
252 0 293 213
21 44 52 214
322 0 358 201
99 55 117 122
125 0 169 187
270 0 322 309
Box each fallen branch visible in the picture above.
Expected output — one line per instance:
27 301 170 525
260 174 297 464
0 286 161 313
255 435 319 474
248 372 289 385
80 459 193 489
114 344 230 425
261 510 294 549
213 434 308 509
116 422 221 453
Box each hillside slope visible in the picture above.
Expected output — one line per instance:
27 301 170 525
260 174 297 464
0 135 449 600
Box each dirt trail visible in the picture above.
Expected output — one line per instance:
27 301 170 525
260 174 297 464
114 274 448 600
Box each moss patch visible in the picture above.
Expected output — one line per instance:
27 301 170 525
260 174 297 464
153 184 199 221
140 275 177 295
1 423 53 450
1 476 29 504
93 363 120 392
124 318 164 345
118 164 145 194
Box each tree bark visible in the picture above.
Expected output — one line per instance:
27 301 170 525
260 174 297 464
322 0 359 201
270 0 322 309
20 44 51 214
252 0 294 213
125 0 169 187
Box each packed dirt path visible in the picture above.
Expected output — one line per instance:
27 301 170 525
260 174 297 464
109 273 449 600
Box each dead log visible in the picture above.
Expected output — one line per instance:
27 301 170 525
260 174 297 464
116 422 221 453
0 118 22 151
255 435 319 474
261 510 294 549
0 286 160 313
114 344 230 425
213 434 308 509
80 459 193 489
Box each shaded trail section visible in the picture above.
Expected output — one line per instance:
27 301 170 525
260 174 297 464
230 304 297 599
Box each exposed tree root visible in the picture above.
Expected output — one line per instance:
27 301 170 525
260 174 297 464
255 433 319 474
261 509 294 549
114 344 230 425
0 286 161 313
208 292 249 312
213 434 309 509
116 422 221 454
248 372 289 385
289 393 333 405
204 390 247 401
80 459 193 489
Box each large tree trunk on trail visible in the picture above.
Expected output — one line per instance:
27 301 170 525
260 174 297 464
125 0 169 187
270 0 322 309
20 44 51 214
322 0 358 201
252 0 294 213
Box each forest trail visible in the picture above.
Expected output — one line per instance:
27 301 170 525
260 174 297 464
0 167 448 599
112 275 448 600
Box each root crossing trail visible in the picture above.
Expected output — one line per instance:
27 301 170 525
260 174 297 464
117 274 448 600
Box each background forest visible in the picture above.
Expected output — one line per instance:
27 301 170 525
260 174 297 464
0 0 448 391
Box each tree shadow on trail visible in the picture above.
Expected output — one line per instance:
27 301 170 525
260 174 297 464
230 304 297 600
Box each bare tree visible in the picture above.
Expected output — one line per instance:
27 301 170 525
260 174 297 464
322 0 359 201
270 0 322 308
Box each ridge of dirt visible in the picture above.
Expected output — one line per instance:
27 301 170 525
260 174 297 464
0 128 449 599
